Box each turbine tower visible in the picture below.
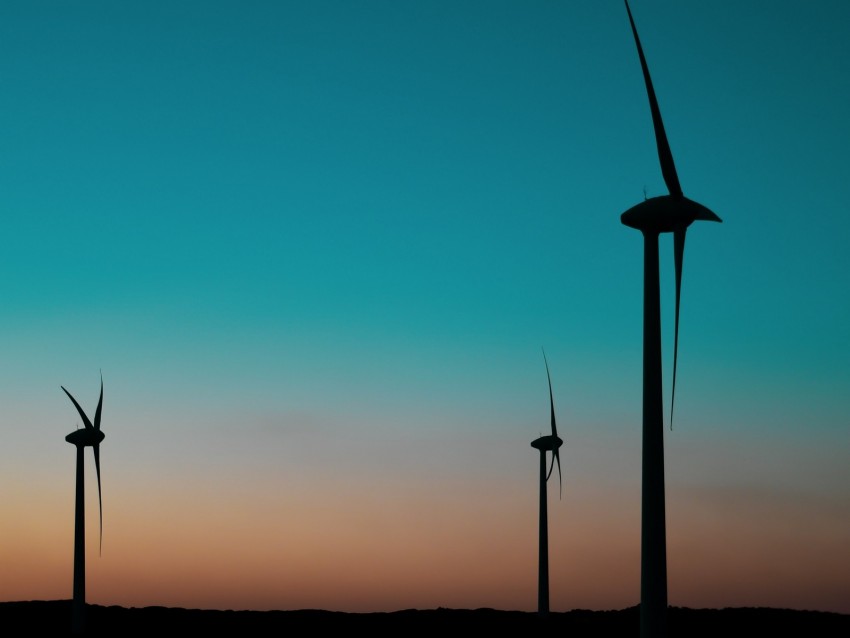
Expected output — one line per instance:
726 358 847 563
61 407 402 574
620 2 721 637
530 349 563 616
62 375 105 635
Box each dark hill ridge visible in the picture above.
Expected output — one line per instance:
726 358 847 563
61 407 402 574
2 600 848 636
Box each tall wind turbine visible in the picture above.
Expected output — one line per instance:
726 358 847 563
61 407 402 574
619 2 721 637
530 349 563 616
62 376 105 635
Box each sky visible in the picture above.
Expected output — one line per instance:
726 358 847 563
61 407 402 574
0 0 848 615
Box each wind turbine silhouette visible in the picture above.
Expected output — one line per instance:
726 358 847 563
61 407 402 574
62 375 105 635
619 2 721 637
530 349 562 616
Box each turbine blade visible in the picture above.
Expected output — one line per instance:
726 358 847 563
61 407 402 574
544 448 563 498
93 443 103 555
62 386 93 430
554 449 563 499
671 226 686 430
624 0 683 197
94 374 103 431
542 348 558 439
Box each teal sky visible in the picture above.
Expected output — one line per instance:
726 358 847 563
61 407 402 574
1 1 848 614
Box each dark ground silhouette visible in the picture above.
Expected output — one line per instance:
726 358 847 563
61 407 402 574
2 601 848 636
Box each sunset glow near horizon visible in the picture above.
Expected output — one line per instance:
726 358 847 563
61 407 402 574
1 1 848 615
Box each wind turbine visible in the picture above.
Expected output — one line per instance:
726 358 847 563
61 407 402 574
619 2 721 637
530 349 563 616
62 375 105 635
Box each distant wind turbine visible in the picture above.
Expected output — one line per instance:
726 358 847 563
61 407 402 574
530 349 563 616
619 2 721 637
62 375 105 635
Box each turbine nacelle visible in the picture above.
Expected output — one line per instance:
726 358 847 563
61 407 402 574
531 434 563 453
621 195 721 234
65 428 105 446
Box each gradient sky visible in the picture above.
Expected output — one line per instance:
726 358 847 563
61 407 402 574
1 0 848 615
